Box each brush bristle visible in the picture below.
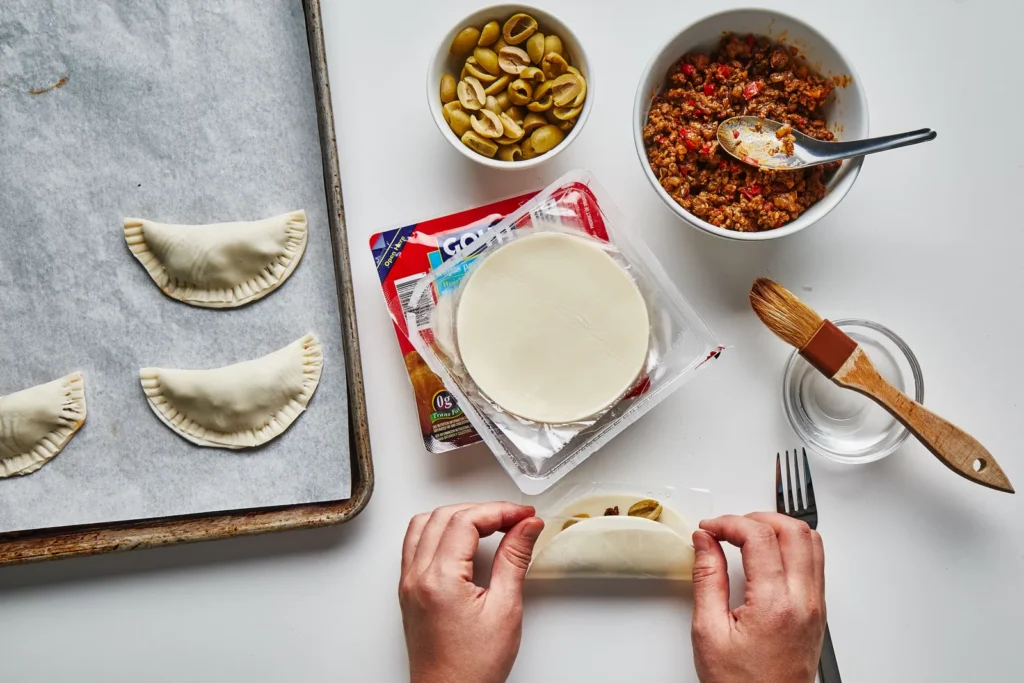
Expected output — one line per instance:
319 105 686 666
749 278 824 349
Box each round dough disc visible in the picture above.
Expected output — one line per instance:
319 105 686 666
456 232 650 423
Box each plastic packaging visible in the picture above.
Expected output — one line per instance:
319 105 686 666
525 480 714 580
406 170 722 493
369 191 539 453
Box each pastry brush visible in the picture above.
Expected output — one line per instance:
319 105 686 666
750 278 1013 493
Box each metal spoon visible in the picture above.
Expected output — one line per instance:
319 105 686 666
717 116 936 170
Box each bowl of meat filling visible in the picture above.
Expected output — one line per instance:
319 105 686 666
634 9 868 240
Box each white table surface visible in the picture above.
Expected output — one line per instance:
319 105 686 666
3 0 1023 681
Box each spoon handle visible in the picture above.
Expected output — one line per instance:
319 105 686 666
807 128 936 164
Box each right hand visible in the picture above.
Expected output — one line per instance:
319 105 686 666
690 513 826 683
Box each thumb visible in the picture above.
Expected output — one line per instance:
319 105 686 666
691 530 730 635
489 517 544 602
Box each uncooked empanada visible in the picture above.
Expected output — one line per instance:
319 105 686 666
527 493 694 579
140 334 323 449
0 372 87 477
123 210 308 308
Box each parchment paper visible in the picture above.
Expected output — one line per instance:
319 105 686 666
0 0 351 533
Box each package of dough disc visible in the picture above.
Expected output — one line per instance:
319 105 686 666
406 170 723 493
524 480 714 580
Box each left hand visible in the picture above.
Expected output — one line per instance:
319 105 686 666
399 502 545 683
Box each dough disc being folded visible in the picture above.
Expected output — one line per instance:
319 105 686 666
528 515 695 579
455 232 650 423
0 372 87 477
139 334 322 449
123 210 307 308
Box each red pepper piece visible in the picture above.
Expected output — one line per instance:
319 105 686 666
682 63 695 77
684 137 699 150
718 65 731 78
732 129 740 139
703 83 715 96
743 81 762 100
687 99 696 107
701 143 712 155
740 184 762 200
746 34 756 48
743 155 759 166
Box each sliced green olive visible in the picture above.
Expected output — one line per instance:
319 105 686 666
550 73 583 107
552 103 582 121
497 143 523 162
507 78 533 105
442 100 462 124
440 73 457 104
502 13 538 45
473 47 501 76
519 66 545 82
448 109 472 137
528 124 565 154
457 77 486 110
526 80 553 112
461 130 498 157
484 74 511 96
627 499 663 521
544 34 564 57
478 20 500 47
484 95 502 115
498 112 524 141
463 58 497 83
498 46 530 75
495 92 513 112
505 105 525 125
561 513 590 530
492 37 508 53
541 52 569 80
557 119 575 133
567 67 587 107
450 27 481 57
522 112 547 134
470 108 504 138
526 33 546 64
521 136 538 159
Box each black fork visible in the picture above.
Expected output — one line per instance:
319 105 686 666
776 448 842 683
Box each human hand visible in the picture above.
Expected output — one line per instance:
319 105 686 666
690 513 826 683
399 502 544 683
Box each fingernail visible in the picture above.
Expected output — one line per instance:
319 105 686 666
523 518 543 541
692 530 710 552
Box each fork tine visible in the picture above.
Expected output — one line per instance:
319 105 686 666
794 448 805 511
776 453 786 513
802 447 816 509
785 450 796 513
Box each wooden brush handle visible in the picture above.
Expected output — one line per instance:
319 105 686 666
833 347 1014 493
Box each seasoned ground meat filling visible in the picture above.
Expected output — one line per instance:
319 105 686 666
643 33 841 232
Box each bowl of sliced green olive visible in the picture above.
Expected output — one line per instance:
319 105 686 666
428 5 592 168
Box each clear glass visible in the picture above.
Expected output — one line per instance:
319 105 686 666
783 319 924 464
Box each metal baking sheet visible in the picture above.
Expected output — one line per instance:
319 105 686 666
0 0 352 534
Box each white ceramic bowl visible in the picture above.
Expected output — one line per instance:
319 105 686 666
427 5 593 170
633 9 868 240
